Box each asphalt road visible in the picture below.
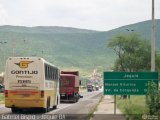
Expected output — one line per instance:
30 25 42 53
0 90 103 120
51 91 102 113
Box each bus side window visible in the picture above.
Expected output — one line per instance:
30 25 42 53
51 67 54 81
45 64 47 79
48 66 50 80
51 67 53 80
53 67 56 80
55 69 57 80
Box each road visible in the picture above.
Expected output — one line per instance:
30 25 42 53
0 90 103 120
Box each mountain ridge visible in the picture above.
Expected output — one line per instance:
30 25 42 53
0 25 98 34
0 19 159 74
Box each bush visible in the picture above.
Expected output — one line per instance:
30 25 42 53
117 96 148 120
146 81 160 115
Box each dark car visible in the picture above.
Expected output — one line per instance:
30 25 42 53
0 84 4 93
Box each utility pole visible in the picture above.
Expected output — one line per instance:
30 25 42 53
151 0 156 71
0 41 7 71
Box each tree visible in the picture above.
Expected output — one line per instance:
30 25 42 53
108 33 151 72
108 33 160 112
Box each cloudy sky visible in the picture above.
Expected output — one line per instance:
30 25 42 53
0 0 159 31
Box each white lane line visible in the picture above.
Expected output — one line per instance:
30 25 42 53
80 91 102 101
47 104 73 114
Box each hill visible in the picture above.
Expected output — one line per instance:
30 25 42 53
0 25 98 34
0 19 160 75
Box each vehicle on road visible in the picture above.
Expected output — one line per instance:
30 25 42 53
0 84 4 93
95 85 99 91
87 84 94 92
60 71 82 103
4 57 60 113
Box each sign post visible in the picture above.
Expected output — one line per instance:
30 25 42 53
114 95 116 114
103 72 158 114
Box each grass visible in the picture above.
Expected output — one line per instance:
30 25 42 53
0 93 4 104
117 95 149 120
86 95 104 120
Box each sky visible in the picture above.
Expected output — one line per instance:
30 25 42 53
0 0 159 31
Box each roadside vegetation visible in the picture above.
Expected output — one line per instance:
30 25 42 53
146 81 160 115
117 96 149 120
108 33 160 120
0 93 4 104
87 95 103 120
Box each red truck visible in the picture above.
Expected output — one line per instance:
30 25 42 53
60 71 82 103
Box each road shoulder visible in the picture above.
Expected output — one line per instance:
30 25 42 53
90 95 126 120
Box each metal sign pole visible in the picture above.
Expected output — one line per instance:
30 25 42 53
151 0 155 72
114 95 116 114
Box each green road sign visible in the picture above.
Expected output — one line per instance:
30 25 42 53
103 72 158 95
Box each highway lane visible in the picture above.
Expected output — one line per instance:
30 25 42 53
0 90 103 120
0 104 10 114
48 90 102 114
48 90 103 120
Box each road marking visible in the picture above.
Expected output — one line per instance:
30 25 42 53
47 104 73 114
80 91 102 101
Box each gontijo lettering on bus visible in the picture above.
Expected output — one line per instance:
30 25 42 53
11 70 38 74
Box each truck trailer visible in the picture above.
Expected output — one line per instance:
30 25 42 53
60 71 82 103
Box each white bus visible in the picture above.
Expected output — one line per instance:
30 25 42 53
4 57 60 113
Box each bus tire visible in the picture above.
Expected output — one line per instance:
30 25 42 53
42 98 50 113
53 105 57 109
47 97 50 112
11 108 18 113
41 108 47 113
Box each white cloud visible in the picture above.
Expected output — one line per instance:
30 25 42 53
0 0 159 30
0 3 8 25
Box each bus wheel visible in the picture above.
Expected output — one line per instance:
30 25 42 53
41 108 47 113
46 98 50 112
53 105 57 109
42 98 50 113
11 108 18 113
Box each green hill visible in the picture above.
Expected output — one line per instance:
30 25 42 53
0 19 160 74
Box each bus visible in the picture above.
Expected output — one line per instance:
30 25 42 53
4 57 60 113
